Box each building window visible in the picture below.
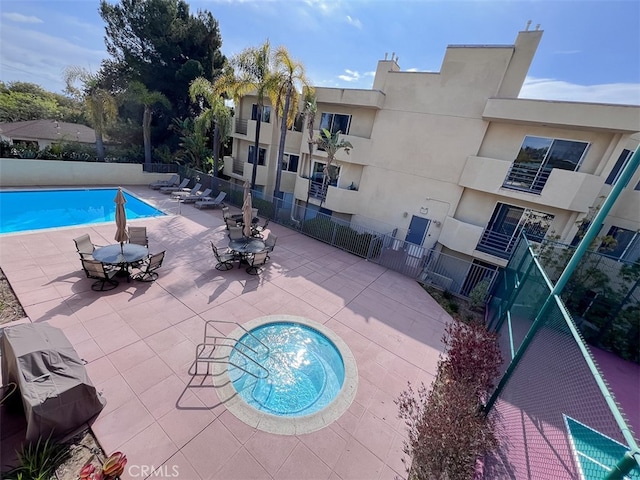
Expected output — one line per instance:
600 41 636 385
605 149 634 186
282 153 299 173
251 104 271 123
477 202 554 259
319 112 351 135
599 226 640 262
503 136 589 194
288 113 304 132
248 146 266 166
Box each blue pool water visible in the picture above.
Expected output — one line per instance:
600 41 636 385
0 188 165 234
228 322 345 417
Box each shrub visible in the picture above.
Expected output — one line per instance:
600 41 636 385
396 320 503 480
5 434 69 480
469 278 492 312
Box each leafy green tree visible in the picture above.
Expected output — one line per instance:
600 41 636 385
314 128 353 205
99 0 225 121
125 81 171 166
189 77 231 177
272 46 310 199
171 117 212 171
0 81 81 122
214 40 279 189
64 67 118 161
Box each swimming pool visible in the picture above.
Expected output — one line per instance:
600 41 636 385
228 322 345 417
0 188 165 234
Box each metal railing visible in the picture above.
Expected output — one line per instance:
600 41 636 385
477 229 519 259
232 157 244 175
142 163 179 174
235 118 248 135
502 163 551 193
484 233 639 479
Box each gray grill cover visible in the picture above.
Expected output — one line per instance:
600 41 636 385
0 323 106 443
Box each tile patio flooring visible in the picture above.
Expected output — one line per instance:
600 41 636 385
0 186 453 480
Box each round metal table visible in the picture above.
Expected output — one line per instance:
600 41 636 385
228 238 265 268
93 244 149 277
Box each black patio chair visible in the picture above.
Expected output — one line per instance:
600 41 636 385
131 251 165 282
211 242 235 271
81 258 119 291
246 251 269 275
251 218 270 238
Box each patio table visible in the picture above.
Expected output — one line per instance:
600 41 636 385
93 244 149 278
228 238 265 268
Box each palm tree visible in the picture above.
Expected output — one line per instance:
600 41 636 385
302 88 317 214
213 40 279 189
64 66 118 162
125 81 170 167
314 128 353 206
272 46 310 199
189 77 231 177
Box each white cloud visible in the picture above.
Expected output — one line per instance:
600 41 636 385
0 24 106 93
3 12 43 24
521 76 640 106
346 15 362 29
338 69 362 82
364 71 375 77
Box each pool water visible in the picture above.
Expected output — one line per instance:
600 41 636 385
228 322 345 417
0 188 165 234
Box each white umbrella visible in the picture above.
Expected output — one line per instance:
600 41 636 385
114 188 128 253
243 180 251 203
242 192 253 237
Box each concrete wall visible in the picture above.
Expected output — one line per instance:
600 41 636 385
0 158 171 187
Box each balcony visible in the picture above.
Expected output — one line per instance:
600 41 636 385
231 118 274 144
301 131 372 165
315 87 385 109
460 156 604 212
293 177 360 214
438 217 485 256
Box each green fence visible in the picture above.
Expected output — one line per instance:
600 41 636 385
484 234 639 479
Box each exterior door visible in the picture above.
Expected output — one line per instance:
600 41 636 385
405 215 430 246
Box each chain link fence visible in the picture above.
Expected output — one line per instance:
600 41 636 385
485 234 639 479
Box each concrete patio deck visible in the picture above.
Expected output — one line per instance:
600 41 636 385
0 185 453 480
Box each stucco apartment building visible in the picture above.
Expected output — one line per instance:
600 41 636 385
223 28 640 287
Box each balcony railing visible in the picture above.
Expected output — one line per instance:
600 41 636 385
235 118 248 135
476 230 520 259
232 157 244 175
502 164 551 194
308 181 328 201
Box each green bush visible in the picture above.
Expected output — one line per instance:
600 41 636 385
469 278 492 312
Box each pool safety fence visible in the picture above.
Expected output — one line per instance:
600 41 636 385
178 168 498 299
483 233 639 480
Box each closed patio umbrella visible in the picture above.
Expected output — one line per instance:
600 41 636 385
114 188 128 252
243 179 251 203
242 192 253 237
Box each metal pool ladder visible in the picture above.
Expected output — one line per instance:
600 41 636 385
194 320 270 379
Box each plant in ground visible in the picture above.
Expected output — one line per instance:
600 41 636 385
80 451 127 480
396 320 503 480
5 434 69 480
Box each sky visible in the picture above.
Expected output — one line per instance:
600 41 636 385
1 0 639 105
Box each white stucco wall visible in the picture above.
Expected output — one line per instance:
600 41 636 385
0 158 171 187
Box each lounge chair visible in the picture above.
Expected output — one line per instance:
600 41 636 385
74 234 98 259
149 174 179 190
81 258 119 291
128 226 148 248
194 191 227 209
245 251 269 275
211 242 235 271
131 251 165 282
160 178 190 194
171 183 201 199
181 188 212 204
